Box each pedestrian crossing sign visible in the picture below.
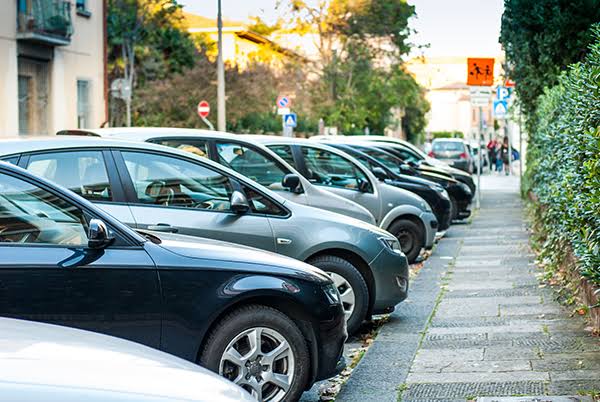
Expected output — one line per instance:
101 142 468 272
284 113 297 128
493 99 508 119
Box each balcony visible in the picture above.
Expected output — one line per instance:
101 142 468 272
17 0 73 46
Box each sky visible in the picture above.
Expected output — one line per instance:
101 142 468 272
180 0 505 58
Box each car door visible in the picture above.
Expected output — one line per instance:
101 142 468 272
293 145 383 222
213 140 310 206
115 149 276 251
0 170 161 347
20 149 137 226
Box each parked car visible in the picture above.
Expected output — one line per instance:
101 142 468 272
0 138 408 334
0 160 347 401
327 143 453 232
0 317 255 402
468 141 489 172
429 138 474 174
314 135 477 194
58 128 376 225
314 140 472 221
247 137 438 263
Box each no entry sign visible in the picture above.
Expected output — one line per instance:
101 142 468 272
197 101 210 118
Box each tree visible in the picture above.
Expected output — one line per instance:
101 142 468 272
499 0 600 123
107 0 196 125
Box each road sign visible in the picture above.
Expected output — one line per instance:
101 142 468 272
467 58 495 86
493 99 508 119
276 95 291 109
283 113 297 128
505 78 516 88
277 107 290 115
469 87 491 107
197 101 210 118
496 86 512 101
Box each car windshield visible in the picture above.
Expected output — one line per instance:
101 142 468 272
433 141 465 152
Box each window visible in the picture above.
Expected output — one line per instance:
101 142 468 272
359 148 403 174
150 139 209 158
267 145 296 167
215 142 288 189
27 151 112 202
243 186 286 216
122 152 233 211
300 146 371 192
1 157 19 165
0 173 88 246
77 80 91 129
76 0 91 16
432 141 465 152
18 58 49 135
385 147 419 164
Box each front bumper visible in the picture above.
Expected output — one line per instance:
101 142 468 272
369 248 409 313
314 304 347 381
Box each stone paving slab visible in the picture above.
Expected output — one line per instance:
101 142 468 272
477 397 593 402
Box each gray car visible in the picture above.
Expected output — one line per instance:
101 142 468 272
430 138 474 173
0 317 254 402
0 138 408 334
250 137 438 263
58 128 376 225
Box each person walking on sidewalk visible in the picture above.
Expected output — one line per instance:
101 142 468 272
494 140 503 173
487 138 497 173
500 136 511 175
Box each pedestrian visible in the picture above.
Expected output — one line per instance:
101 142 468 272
494 140 503 173
487 138 497 172
501 136 511 175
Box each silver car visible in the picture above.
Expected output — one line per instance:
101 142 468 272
0 137 408 334
0 317 254 402
58 128 376 225
250 137 438 263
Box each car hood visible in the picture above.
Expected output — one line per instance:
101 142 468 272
0 317 253 402
144 231 331 283
307 186 376 224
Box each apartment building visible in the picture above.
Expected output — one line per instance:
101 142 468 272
0 0 106 136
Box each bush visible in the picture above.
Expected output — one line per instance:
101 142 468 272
431 131 464 139
526 26 600 286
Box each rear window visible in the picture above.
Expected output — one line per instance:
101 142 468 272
433 141 465 152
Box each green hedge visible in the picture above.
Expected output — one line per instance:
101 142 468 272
431 131 464 139
525 26 600 286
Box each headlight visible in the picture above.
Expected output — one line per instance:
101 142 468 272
380 237 402 253
439 189 450 200
459 182 472 196
322 283 341 305
429 184 445 193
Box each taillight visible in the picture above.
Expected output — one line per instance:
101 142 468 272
459 152 468 159
428 151 434 157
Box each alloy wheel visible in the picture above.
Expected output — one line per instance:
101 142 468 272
328 272 356 320
219 327 294 401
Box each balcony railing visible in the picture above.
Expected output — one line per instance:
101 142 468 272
17 0 73 46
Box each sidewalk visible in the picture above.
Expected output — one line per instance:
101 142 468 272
337 174 600 402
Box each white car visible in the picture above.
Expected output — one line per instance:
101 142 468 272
0 317 254 402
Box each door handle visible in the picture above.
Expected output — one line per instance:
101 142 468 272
147 224 179 233
277 238 292 245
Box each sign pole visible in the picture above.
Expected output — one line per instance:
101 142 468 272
201 116 214 131
518 104 523 181
216 0 226 131
477 106 483 210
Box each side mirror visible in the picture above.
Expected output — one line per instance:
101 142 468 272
371 167 389 181
358 179 371 193
88 219 114 249
282 173 302 193
407 161 418 168
230 190 250 214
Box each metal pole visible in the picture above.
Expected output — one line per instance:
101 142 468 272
216 0 226 132
476 106 482 210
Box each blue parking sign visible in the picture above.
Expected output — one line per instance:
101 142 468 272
284 113 297 128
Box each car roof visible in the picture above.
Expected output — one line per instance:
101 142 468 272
0 136 291 206
59 127 243 142
0 317 253 401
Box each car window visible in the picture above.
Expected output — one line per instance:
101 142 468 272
300 146 370 192
358 148 403 174
121 151 233 211
384 147 420 163
243 185 287 216
149 139 209 158
0 172 88 246
1 156 19 165
215 142 288 188
433 141 465 152
26 151 113 202
267 145 295 166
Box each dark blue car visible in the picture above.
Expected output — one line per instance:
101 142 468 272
0 161 346 402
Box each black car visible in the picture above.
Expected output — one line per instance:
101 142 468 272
0 161 346 402
328 143 453 231
337 143 472 221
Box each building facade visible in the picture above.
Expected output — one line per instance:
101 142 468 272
0 0 106 137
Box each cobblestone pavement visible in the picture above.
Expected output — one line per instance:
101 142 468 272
336 174 600 402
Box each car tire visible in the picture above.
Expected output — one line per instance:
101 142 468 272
308 255 369 335
200 304 310 402
388 219 424 264
450 196 458 221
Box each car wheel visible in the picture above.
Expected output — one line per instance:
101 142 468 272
200 305 310 402
388 219 424 264
449 196 458 221
308 255 369 335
